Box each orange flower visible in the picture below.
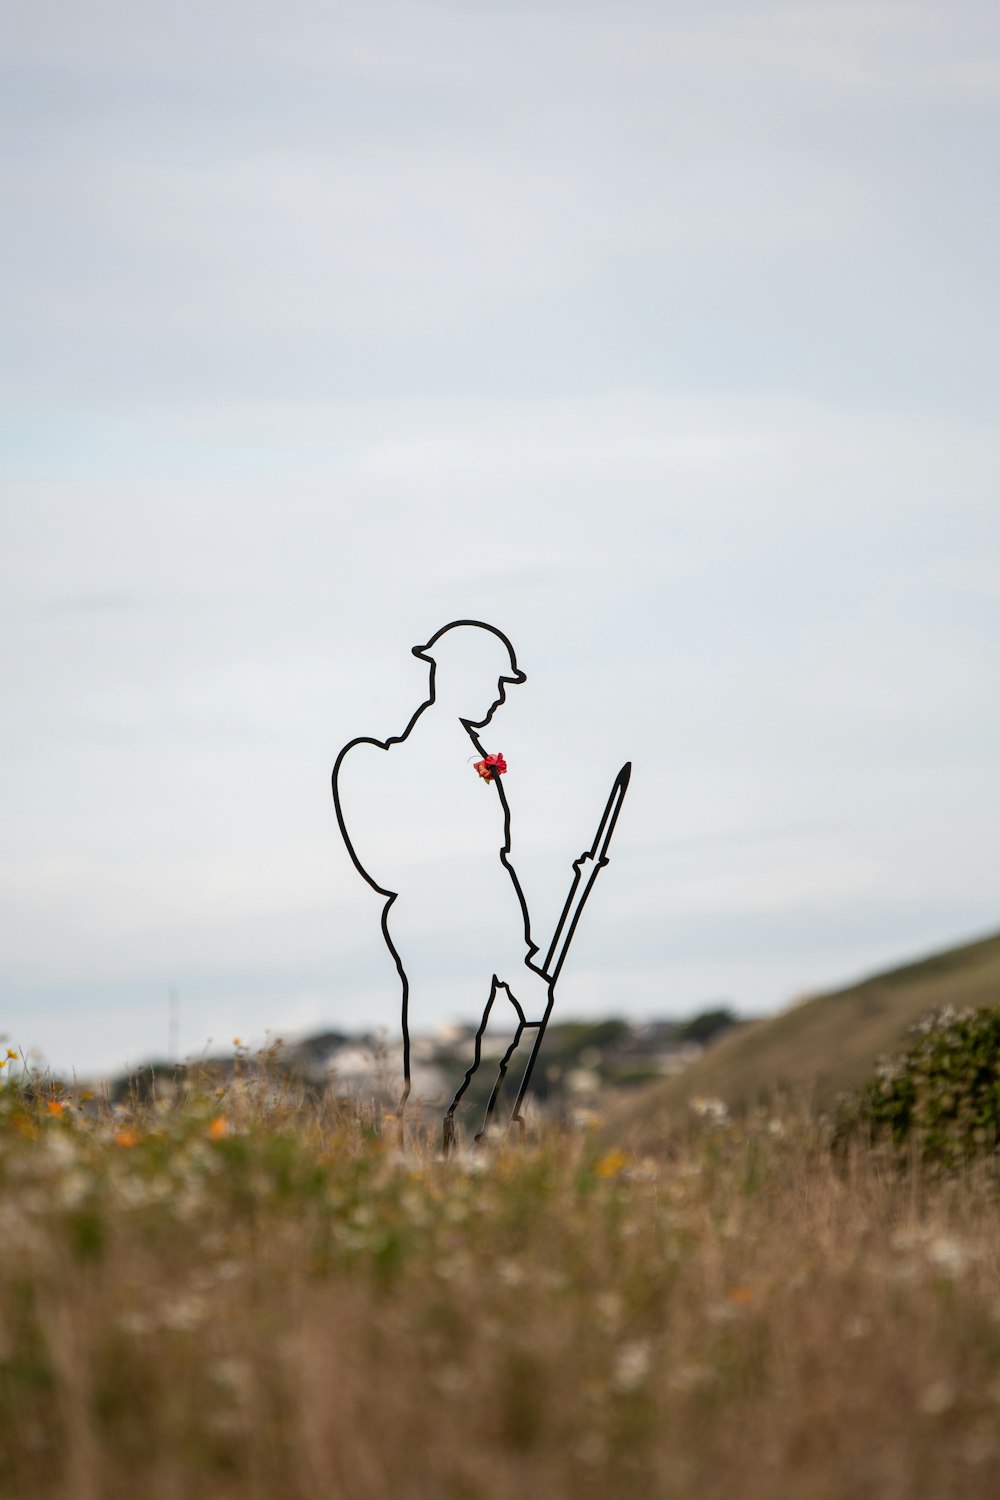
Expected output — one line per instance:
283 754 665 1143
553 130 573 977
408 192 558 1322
46 1099 67 1116
473 752 507 782
208 1116 228 1140
727 1285 754 1305
115 1130 139 1148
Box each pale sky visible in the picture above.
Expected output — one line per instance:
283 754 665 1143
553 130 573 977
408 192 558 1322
2 1 998 1077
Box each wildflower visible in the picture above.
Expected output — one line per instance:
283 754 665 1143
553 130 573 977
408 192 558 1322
920 1379 956 1416
57 1171 90 1210
115 1130 139 1148
726 1284 754 1305
473 752 507 782
594 1148 628 1179
595 1291 623 1328
707 1299 740 1324
690 1095 729 1124
162 1293 208 1333
612 1340 651 1393
47 1099 67 1116
6 1048 17 1060
114 1176 152 1209
208 1116 228 1140
927 1235 968 1275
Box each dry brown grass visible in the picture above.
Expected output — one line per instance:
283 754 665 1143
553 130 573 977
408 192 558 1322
2 1059 1000 1499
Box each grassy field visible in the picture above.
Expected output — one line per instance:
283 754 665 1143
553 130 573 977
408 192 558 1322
611 929 1000 1154
3 1043 1000 1499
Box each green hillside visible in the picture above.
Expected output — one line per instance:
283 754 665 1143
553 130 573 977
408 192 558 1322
610 928 1000 1151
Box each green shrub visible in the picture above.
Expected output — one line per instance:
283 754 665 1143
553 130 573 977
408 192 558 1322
835 1006 1000 1172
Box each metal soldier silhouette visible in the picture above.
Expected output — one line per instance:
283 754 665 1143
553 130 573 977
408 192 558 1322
332 620 630 1149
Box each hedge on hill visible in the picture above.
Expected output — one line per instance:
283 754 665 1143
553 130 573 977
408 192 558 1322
835 1006 1000 1172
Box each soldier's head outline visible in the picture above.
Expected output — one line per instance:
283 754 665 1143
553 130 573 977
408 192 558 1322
412 620 525 728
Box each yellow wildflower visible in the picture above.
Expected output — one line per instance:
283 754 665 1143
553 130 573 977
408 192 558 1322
594 1148 628 1179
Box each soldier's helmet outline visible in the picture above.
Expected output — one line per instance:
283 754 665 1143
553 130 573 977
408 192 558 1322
411 619 526 686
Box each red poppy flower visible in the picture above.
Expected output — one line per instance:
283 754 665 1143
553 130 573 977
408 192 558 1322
473 752 507 782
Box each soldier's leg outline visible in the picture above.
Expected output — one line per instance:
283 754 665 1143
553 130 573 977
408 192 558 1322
443 976 503 1152
442 972 554 1151
475 987 527 1141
